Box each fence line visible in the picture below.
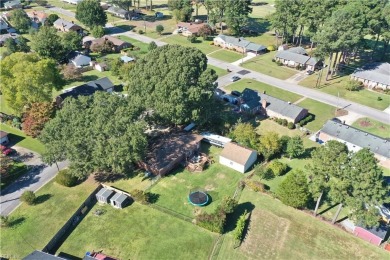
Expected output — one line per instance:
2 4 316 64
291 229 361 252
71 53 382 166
145 175 162 191
148 203 193 223
208 234 225 260
42 184 102 254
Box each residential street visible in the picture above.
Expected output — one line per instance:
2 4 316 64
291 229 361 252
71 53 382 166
0 153 69 216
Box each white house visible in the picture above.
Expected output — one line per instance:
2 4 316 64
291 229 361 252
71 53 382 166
0 131 9 145
219 142 257 173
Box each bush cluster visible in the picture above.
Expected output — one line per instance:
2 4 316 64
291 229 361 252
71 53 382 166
267 160 288 176
274 118 295 129
245 180 265 192
55 169 78 187
20 190 36 205
298 114 314 127
131 189 150 204
196 196 237 233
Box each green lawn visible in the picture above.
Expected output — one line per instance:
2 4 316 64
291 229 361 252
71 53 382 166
299 74 390 110
57 203 217 259
0 124 45 154
162 35 220 55
225 79 303 103
0 180 98 259
217 189 387 260
297 98 336 132
115 35 150 57
150 144 244 217
208 49 245 63
242 52 299 80
208 64 229 77
351 117 390 139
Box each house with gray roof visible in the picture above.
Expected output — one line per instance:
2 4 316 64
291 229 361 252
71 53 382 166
275 48 321 71
23 250 65 260
214 34 266 54
0 32 18 46
4 0 21 10
287 46 307 55
351 62 390 90
239 88 261 114
107 6 129 19
110 192 131 209
0 18 9 30
259 93 308 123
53 18 83 33
317 120 390 168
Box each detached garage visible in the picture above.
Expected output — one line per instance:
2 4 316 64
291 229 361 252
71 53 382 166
219 142 257 173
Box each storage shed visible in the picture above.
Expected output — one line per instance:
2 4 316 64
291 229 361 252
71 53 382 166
110 193 130 209
95 188 114 204
219 142 257 173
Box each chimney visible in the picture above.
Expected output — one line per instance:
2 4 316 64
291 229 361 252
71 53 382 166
261 99 267 109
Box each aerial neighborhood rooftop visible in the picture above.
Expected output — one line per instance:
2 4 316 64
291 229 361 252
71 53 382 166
0 0 389 259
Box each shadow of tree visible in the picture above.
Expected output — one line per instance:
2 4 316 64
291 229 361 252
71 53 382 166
34 194 53 205
6 133 25 147
94 172 125 182
318 203 339 215
146 192 160 204
224 202 255 233
9 216 26 228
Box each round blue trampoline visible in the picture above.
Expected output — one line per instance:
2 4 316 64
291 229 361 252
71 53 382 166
188 190 209 206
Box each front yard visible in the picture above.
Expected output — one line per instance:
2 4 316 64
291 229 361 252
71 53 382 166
0 124 45 155
162 35 220 55
208 49 246 63
296 98 337 132
241 52 299 80
0 179 98 259
351 117 390 139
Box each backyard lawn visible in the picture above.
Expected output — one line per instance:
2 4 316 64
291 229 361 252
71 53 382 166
149 144 244 217
351 117 390 139
208 64 229 77
0 124 45 154
241 52 299 80
216 189 388 260
299 73 390 110
162 35 220 55
225 79 303 103
0 179 98 259
208 49 245 63
296 98 336 132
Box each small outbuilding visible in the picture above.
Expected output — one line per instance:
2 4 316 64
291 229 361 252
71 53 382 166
110 193 130 209
0 131 9 145
201 132 231 147
354 224 389 246
96 188 114 204
219 142 257 173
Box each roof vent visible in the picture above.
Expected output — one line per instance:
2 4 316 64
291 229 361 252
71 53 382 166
288 101 291 105
365 133 368 136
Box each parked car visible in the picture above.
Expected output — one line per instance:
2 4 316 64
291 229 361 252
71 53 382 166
215 88 225 96
231 90 241 97
306 70 314 75
231 76 241 82
213 81 218 87
0 145 14 156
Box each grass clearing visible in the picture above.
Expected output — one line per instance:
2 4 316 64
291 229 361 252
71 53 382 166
162 35 220 55
299 73 390 110
242 52 299 80
149 144 243 217
217 189 387 260
0 124 45 154
297 98 336 132
57 203 217 259
208 64 229 77
0 179 97 259
351 117 390 139
208 49 245 63
225 79 303 103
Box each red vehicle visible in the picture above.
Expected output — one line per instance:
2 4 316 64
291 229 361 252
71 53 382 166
0 145 14 156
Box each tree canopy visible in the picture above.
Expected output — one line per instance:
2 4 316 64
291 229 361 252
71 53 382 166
225 0 252 35
277 170 311 209
230 122 258 149
61 31 83 52
124 44 217 125
40 92 147 178
10 9 30 32
258 132 282 161
76 0 107 28
0 53 63 114
168 0 193 22
31 26 65 61
22 102 55 138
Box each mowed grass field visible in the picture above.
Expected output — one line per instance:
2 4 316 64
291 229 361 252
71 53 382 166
216 189 388 260
57 203 217 259
351 117 390 139
242 52 299 80
0 179 98 259
0 124 45 154
150 144 243 217
225 79 303 103
162 35 220 55
296 98 337 132
208 49 245 63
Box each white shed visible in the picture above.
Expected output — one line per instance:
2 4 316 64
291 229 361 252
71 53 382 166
96 188 114 204
219 142 257 173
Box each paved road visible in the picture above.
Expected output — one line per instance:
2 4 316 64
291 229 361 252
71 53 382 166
48 6 75 18
0 152 69 216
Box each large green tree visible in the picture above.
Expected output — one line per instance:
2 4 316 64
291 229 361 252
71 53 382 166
230 122 258 149
124 45 217 125
286 136 305 159
61 31 83 52
10 9 30 32
76 0 107 28
0 53 63 114
225 0 252 35
277 170 311 209
40 92 147 178
168 0 192 22
258 132 282 161
31 26 65 61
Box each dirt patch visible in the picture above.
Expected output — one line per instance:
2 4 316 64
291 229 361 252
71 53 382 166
359 119 372 127
217 173 226 179
204 184 215 191
240 209 290 259
335 109 348 117
379 125 386 130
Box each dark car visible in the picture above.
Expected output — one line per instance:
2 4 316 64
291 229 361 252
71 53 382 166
215 88 226 96
231 76 241 82
231 90 241 97
306 70 314 75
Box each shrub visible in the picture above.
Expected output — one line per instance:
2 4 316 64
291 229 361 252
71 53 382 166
276 61 283 66
298 114 314 126
196 211 226 233
255 165 274 180
276 170 311 209
0 216 10 228
281 119 288 126
209 42 214 45
233 210 248 242
217 196 237 214
138 29 144 34
345 80 362 91
131 189 149 204
287 122 295 129
267 160 288 176
267 45 276 51
55 169 78 187
187 35 197 43
20 190 36 205
272 58 275 62
245 180 265 192
155 24 164 35
377 96 382 101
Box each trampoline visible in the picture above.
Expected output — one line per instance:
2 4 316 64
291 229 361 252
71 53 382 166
188 190 209 206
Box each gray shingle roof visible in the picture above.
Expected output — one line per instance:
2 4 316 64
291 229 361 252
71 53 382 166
246 42 266 52
23 250 65 260
275 50 310 64
53 18 79 30
96 188 114 199
306 57 319 66
216 34 254 48
320 120 390 158
287 47 307 55
111 193 128 204
351 62 390 86
259 93 307 120
71 53 91 66
107 6 128 15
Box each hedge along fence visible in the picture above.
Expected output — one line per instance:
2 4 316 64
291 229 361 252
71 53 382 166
42 184 102 254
